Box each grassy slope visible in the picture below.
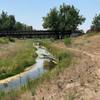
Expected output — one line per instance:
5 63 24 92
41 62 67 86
0 37 10 44
0 39 73 100
0 39 36 79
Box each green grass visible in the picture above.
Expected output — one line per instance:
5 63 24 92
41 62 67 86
0 37 10 44
0 37 15 44
0 39 37 79
64 37 72 46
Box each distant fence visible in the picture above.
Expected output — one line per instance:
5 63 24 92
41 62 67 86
0 30 72 39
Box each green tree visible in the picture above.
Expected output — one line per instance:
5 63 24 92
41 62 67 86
59 4 85 31
8 15 16 30
15 22 33 31
43 8 59 31
91 14 100 31
25 26 33 30
43 3 85 33
15 22 24 30
0 11 8 30
0 11 16 31
0 11 33 31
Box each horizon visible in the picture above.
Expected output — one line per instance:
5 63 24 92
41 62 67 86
0 0 100 32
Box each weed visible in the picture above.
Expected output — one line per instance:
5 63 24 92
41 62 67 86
64 37 72 46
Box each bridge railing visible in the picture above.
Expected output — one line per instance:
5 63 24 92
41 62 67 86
0 30 72 39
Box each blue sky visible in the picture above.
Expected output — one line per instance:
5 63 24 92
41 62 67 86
0 0 100 31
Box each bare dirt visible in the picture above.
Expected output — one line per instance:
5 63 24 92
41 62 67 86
19 34 100 100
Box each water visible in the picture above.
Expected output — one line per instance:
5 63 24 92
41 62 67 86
0 44 53 91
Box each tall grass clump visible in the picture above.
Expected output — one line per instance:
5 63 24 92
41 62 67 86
8 37 15 42
64 37 72 46
0 37 16 44
57 51 72 67
0 37 9 44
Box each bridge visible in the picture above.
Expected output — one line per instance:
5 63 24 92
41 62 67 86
0 30 71 39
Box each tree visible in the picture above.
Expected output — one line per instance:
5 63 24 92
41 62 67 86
8 15 16 30
91 14 100 31
43 8 59 31
15 22 33 31
0 11 16 31
14 22 24 30
25 26 33 30
0 11 8 30
59 4 85 31
0 11 33 31
42 3 85 35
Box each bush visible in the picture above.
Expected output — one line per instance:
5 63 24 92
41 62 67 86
64 37 71 46
0 37 15 44
8 37 15 42
0 37 9 44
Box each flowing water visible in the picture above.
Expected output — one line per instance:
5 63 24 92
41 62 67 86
0 44 54 91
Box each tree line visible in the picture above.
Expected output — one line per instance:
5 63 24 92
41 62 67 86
0 3 100 33
90 14 100 32
0 11 33 31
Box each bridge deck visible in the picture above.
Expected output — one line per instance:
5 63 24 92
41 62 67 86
0 30 71 38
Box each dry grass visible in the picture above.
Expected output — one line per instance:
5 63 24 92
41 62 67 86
0 39 37 79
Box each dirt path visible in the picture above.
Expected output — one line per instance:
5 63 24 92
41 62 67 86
52 41 100 100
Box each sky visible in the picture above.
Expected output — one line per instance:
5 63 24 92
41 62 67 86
0 0 100 32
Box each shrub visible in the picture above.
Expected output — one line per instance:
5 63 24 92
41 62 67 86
0 37 9 44
8 37 15 42
64 37 71 46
